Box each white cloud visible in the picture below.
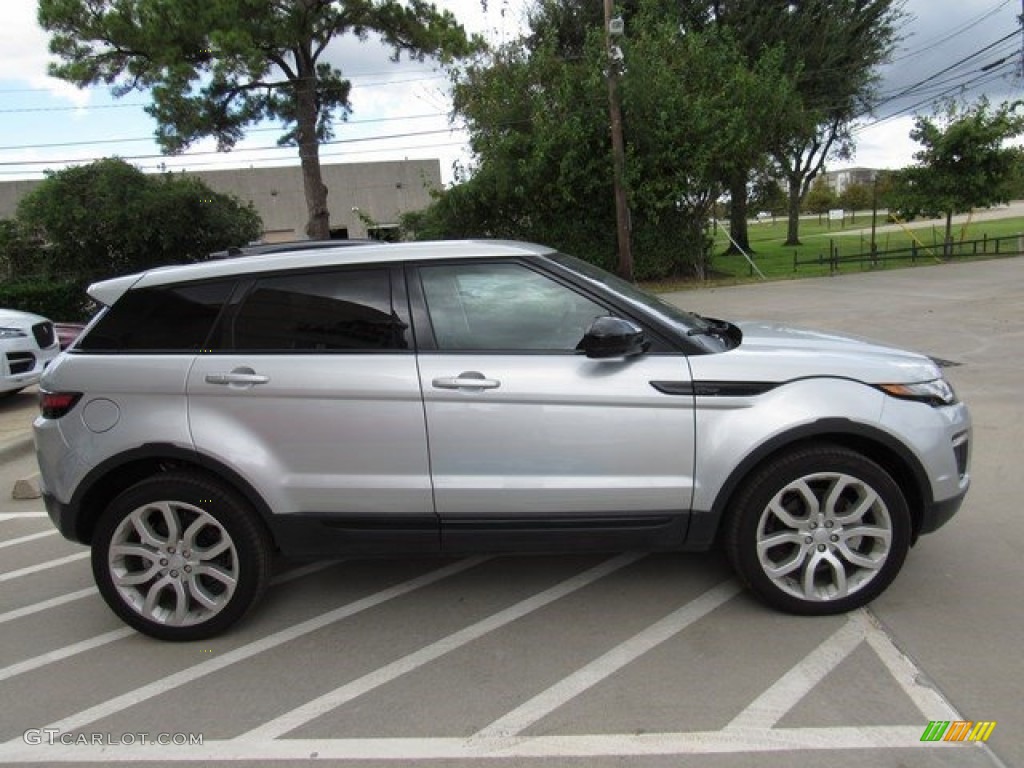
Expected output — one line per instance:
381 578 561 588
0 0 91 107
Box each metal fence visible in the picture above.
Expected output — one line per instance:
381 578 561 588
793 233 1024 274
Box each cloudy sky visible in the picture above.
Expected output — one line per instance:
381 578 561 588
0 0 1020 187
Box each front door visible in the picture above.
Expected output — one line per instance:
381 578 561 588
410 260 697 552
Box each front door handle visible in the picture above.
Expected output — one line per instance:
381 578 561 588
432 371 500 391
205 368 270 387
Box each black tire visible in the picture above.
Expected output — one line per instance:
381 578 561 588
724 443 911 615
91 471 272 641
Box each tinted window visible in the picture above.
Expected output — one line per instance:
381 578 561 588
419 263 605 351
79 281 233 352
230 269 407 351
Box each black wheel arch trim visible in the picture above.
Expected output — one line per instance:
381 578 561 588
701 418 934 546
62 443 276 545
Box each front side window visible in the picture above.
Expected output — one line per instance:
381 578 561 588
419 263 605 351
229 269 407 351
78 281 233 352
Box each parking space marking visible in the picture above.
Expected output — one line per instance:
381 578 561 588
0 552 89 583
239 553 645 741
0 628 135 683
726 612 867 730
0 513 48 522
0 529 58 550
269 560 340 586
0 587 96 626
21 557 489 739
0 561 338 628
0 727 974 762
474 579 741 740
0 555 987 763
864 613 961 721
0 562 345 683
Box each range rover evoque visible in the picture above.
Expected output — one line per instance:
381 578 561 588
34 240 971 640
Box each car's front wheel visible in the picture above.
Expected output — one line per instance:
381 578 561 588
725 444 911 615
92 472 272 641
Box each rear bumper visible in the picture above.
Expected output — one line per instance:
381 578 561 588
43 490 85 544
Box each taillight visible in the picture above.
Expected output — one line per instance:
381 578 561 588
39 391 82 419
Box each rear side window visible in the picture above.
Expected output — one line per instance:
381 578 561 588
78 281 234 352
228 269 408 351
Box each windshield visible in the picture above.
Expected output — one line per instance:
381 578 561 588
545 252 719 335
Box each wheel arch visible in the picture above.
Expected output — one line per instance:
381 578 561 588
67 444 276 547
697 418 932 548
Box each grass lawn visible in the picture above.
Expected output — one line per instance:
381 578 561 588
644 212 1024 292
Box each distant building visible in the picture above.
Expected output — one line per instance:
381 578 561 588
0 159 442 243
822 167 878 196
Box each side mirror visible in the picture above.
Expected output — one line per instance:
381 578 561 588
577 316 648 359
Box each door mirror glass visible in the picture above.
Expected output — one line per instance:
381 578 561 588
577 316 648 358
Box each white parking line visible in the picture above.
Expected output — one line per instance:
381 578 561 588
0 628 135 683
474 579 741 740
0 561 339 628
0 513 48 522
863 612 960 721
269 560 340 586
0 562 346 683
0 588 96 626
239 553 645 741
26 557 489 738
0 552 89 583
0 529 58 550
725 613 866 730
0 727 958 762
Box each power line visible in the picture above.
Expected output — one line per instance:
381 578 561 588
0 112 450 152
0 125 469 168
0 73 448 113
888 0 1015 64
875 29 1020 105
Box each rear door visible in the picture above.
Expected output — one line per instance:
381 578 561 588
187 265 436 554
409 259 697 552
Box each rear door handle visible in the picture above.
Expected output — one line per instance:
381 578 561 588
432 371 500 391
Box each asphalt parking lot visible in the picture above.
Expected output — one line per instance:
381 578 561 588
0 255 1020 767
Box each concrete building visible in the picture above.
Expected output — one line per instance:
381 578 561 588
822 167 878 197
0 159 442 243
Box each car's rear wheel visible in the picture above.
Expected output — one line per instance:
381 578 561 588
725 444 911 615
92 472 271 641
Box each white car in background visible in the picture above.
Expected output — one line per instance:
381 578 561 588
0 308 59 395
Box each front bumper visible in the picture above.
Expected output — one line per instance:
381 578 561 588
917 484 968 537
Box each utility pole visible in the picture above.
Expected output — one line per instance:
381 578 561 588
603 0 633 281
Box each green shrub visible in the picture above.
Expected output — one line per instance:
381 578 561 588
0 279 90 321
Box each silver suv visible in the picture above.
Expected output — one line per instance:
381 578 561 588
34 240 971 640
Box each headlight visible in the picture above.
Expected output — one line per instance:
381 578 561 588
0 327 28 339
877 378 957 407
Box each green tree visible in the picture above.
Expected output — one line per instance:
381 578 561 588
0 220 39 280
621 9 798 273
38 0 478 239
803 176 836 215
16 158 262 280
672 0 900 250
890 99 1024 246
749 172 787 215
408 0 797 279
839 181 873 213
768 0 902 246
